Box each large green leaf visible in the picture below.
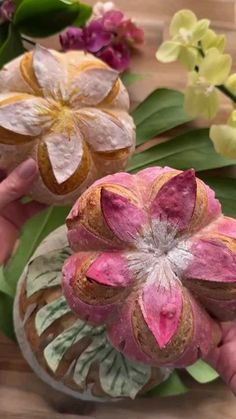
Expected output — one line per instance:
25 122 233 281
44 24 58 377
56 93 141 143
72 2 92 27
132 88 193 145
14 0 92 37
121 72 143 87
201 176 236 218
0 293 15 340
0 22 10 46
128 128 236 173
4 206 69 295
186 360 219 384
0 24 24 68
146 371 188 397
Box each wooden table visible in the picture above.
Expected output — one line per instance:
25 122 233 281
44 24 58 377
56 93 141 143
1 1 236 417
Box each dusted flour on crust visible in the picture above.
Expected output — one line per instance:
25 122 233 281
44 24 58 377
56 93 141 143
62 166 236 367
0 46 135 205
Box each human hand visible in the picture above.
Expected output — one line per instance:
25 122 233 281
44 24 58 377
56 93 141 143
0 159 46 264
205 321 236 395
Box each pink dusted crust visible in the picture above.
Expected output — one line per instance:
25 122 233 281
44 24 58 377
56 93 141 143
185 238 236 283
63 167 236 368
204 183 221 222
87 252 134 286
150 169 196 230
62 254 119 324
139 281 183 350
100 188 147 243
173 294 221 367
214 216 236 239
67 224 119 252
192 295 236 322
107 299 153 364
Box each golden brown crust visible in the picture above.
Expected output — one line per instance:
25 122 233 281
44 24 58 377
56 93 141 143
73 183 140 241
132 290 193 365
37 140 90 195
20 52 42 96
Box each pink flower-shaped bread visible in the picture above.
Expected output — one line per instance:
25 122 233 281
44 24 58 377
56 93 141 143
62 167 236 367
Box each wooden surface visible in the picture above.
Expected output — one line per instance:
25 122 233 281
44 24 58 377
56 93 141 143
1 0 236 417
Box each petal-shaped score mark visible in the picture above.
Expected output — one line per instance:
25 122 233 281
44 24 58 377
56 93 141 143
101 187 147 242
151 169 197 231
140 268 183 349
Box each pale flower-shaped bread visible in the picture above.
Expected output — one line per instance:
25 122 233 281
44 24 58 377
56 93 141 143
63 167 236 367
0 46 135 204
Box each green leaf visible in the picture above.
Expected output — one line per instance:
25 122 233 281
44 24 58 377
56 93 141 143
44 319 100 373
74 334 152 399
186 359 219 383
14 0 25 8
0 22 10 46
0 24 24 69
200 176 236 217
128 128 236 173
4 206 69 295
26 248 71 298
132 88 193 145
0 266 13 297
72 2 92 27
0 293 15 340
145 371 188 397
36 296 71 336
14 0 90 37
121 72 143 87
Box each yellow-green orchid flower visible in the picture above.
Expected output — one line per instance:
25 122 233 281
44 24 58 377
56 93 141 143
210 110 236 158
201 29 225 54
156 9 209 70
185 48 232 119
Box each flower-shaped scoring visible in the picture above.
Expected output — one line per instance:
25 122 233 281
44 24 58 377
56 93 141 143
0 46 135 204
62 167 236 367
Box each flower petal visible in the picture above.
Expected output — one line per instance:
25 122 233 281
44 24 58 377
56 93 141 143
150 169 197 231
37 140 91 196
178 46 198 70
140 273 183 349
156 41 180 63
185 237 236 283
101 187 147 242
0 54 35 94
62 252 130 325
191 19 210 43
184 233 236 321
201 29 225 53
86 252 133 287
108 282 219 367
69 67 119 107
210 124 236 159
169 10 197 37
77 108 135 151
44 130 83 184
33 45 67 99
185 84 219 119
0 95 45 135
199 48 232 85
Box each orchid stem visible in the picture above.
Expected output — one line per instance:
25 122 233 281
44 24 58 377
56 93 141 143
21 36 36 46
217 84 236 103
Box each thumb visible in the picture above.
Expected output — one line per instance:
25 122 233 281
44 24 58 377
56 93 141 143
0 159 38 210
